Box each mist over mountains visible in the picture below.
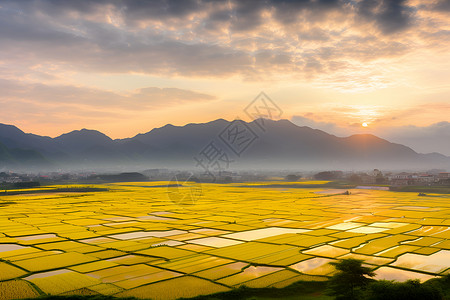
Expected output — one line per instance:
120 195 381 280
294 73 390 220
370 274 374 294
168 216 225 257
0 119 449 172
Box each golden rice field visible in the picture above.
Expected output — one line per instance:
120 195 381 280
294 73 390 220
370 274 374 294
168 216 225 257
0 182 449 299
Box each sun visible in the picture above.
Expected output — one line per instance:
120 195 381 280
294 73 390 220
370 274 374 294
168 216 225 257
362 122 368 127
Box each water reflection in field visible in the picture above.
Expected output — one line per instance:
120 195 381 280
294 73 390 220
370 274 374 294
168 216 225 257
289 257 335 276
374 266 435 282
391 250 450 274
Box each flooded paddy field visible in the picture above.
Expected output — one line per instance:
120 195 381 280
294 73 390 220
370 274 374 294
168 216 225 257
0 182 449 299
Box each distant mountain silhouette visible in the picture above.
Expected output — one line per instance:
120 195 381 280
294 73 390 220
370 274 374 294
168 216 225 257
0 141 49 169
55 129 114 154
0 119 448 171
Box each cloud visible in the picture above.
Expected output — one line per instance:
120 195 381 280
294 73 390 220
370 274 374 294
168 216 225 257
429 0 450 12
132 87 216 106
0 0 445 85
0 78 217 137
0 79 216 110
291 115 349 136
0 7 255 77
357 0 415 34
0 0 447 142
380 122 450 156
291 114 450 156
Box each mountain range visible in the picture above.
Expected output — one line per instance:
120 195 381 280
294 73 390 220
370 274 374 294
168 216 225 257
0 119 449 172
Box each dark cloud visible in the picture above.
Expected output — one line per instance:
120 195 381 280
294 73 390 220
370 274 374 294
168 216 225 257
121 0 202 26
432 0 450 12
229 0 267 31
204 0 346 30
0 7 253 77
0 9 81 43
2 0 413 34
357 0 415 34
269 0 343 24
0 0 444 81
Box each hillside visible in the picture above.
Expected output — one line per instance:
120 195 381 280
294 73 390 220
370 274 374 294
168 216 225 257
0 119 449 171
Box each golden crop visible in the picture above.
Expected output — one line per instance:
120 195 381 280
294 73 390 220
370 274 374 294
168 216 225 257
0 182 448 298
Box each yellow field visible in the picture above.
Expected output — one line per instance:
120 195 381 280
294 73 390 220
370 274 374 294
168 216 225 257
0 182 449 299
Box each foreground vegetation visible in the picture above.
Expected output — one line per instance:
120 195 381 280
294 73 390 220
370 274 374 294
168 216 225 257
18 272 450 300
326 259 450 300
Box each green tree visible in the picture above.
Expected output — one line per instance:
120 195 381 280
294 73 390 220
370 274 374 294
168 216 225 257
327 259 375 300
363 279 441 300
423 274 450 300
285 174 301 181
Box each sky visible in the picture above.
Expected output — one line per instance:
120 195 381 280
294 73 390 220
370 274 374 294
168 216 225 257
0 0 449 155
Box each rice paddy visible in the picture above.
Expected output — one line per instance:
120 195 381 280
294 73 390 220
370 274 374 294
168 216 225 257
0 182 449 299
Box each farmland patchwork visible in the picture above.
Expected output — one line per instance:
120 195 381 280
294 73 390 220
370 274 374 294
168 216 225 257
0 182 449 299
